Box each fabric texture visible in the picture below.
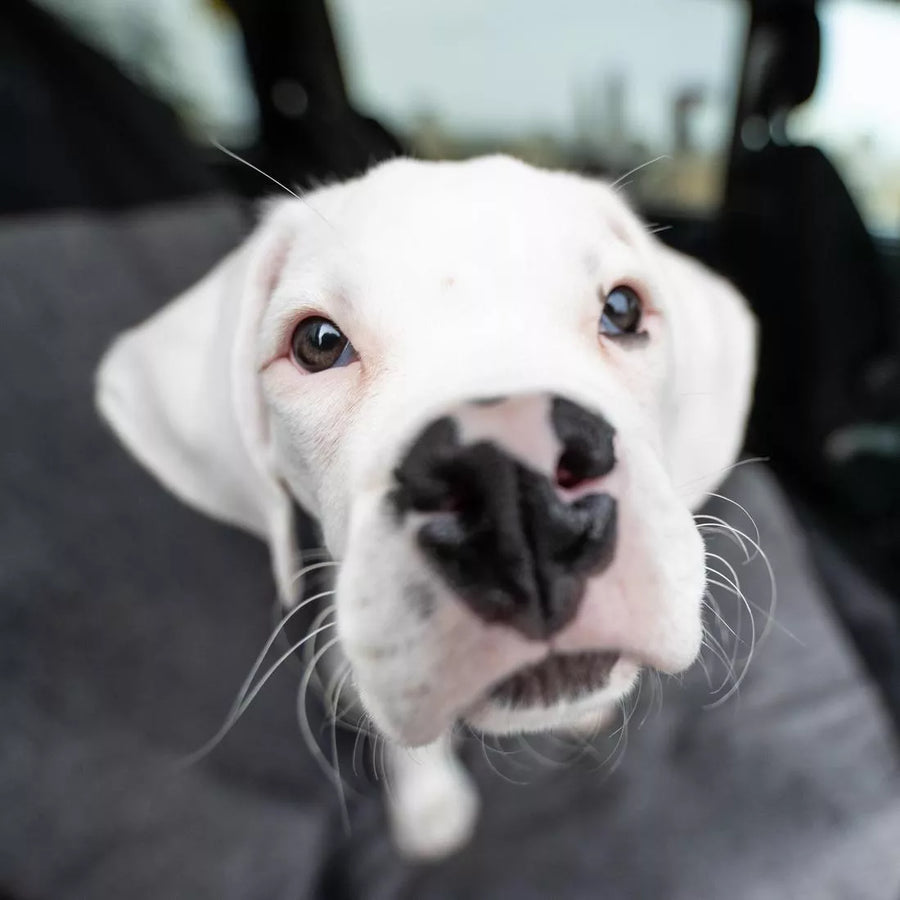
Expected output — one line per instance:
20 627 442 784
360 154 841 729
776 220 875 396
2 198 899 899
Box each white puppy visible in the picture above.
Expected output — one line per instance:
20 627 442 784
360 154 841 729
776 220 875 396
96 156 756 859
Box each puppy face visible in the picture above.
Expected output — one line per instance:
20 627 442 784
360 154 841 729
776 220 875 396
97 156 755 749
255 157 745 745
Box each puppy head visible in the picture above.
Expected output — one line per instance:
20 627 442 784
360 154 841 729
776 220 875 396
97 156 755 747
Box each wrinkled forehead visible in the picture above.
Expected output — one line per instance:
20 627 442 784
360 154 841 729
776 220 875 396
271 158 651 313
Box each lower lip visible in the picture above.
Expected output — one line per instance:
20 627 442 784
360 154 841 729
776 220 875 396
486 650 621 708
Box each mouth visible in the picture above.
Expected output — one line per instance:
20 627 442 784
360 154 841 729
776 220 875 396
487 650 621 708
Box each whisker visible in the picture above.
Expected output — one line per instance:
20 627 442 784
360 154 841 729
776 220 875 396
703 588 738 641
693 488 785 710
703 577 753 705
235 614 336 720
481 731 533 776
212 139 302 200
700 632 737 693
703 519 781 647
289 559 340 586
652 669 664 719
705 570 748 617
637 670 657 729
519 732 584 771
296 635 352 830
327 664 354 723
234 588 336 720
546 729 607 768
512 734 548 769
369 732 381 783
351 714 372 778
211 139 340 233
598 702 630 774
703 492 763 557
290 547 336 564
695 516 753 562
703 586 743 694
318 661 354 738
477 729 529 785
177 611 336 768
576 729 614 767
303 604 341 700
610 154 671 191
377 734 394 802
327 664 357 813
677 456 769 498
706 552 743 595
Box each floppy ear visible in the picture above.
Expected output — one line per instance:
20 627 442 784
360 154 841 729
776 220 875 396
96 203 300 605
657 245 758 510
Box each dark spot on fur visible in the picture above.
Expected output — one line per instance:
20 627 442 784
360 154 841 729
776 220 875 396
406 580 438 619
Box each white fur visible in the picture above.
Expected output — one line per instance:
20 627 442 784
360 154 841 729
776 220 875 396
387 735 480 859
96 156 756 859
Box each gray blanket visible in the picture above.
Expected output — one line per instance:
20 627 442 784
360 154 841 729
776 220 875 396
2 198 899 899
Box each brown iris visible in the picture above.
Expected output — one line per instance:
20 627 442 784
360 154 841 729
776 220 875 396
290 317 357 372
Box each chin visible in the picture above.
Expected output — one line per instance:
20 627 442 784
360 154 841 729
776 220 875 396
461 653 642 737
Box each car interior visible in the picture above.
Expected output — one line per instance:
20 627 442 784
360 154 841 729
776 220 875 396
2 0 899 896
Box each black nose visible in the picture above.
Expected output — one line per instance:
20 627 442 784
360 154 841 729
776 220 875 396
390 399 618 639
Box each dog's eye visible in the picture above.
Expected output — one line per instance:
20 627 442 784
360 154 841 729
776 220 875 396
600 286 642 336
291 317 357 372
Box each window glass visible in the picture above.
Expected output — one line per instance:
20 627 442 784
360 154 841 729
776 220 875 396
31 0 259 146
789 0 900 238
328 0 748 213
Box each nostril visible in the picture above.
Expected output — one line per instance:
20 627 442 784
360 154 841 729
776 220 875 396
556 447 594 490
433 485 464 514
435 466 486 520
403 460 484 519
436 495 460 513
551 397 616 486
403 478 465 515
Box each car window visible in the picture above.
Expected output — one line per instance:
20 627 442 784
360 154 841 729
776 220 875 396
31 0 260 146
328 0 748 214
789 0 900 239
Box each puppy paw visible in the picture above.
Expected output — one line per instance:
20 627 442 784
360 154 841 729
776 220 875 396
387 742 480 861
